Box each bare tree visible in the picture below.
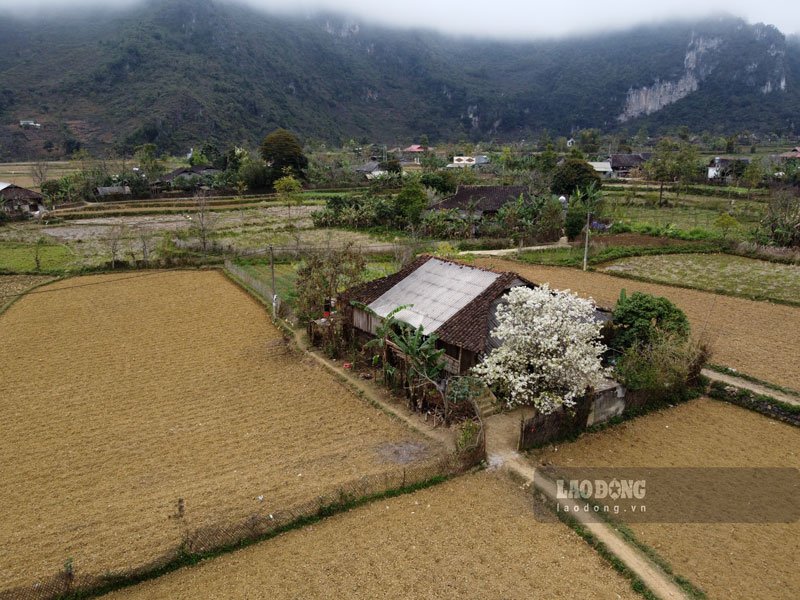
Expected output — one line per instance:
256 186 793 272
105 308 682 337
30 160 49 191
190 193 218 255
106 225 126 269
137 227 154 265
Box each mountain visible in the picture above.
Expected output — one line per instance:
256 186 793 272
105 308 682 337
0 0 798 159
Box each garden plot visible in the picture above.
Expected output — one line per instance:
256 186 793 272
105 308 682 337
476 258 800 390
0 271 441 593
531 398 800 600
106 472 639 600
601 253 800 304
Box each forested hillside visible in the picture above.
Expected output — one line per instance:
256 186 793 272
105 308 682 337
0 0 798 158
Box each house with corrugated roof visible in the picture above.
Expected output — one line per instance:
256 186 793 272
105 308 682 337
341 256 537 375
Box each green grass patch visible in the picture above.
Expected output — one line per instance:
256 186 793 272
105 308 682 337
601 253 800 305
0 241 74 273
517 242 720 268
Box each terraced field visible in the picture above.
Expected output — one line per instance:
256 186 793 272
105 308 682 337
602 253 800 304
476 258 800 390
106 472 640 600
0 271 440 594
532 398 800 600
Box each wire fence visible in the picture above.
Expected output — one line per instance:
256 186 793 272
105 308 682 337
1 450 482 600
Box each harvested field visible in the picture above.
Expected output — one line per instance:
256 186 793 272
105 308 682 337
532 398 800 600
601 253 800 304
106 471 639 600
0 271 442 593
475 258 800 390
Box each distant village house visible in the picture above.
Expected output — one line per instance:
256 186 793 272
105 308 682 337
0 183 45 217
432 185 530 218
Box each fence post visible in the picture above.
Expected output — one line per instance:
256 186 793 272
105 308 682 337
270 245 277 318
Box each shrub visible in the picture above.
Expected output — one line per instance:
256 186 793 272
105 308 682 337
564 206 586 241
616 335 708 403
611 290 690 353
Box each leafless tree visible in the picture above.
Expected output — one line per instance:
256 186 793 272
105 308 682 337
137 227 154 265
30 160 49 191
106 225 126 269
190 192 218 255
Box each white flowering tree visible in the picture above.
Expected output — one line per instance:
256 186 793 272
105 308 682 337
472 285 608 413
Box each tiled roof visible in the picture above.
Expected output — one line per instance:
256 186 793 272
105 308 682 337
434 185 528 214
609 154 650 169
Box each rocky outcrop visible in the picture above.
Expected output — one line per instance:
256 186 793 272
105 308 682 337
618 35 721 122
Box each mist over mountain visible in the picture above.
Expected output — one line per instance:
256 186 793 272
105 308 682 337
0 0 798 159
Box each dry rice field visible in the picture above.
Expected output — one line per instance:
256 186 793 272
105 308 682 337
476 258 800 390
0 271 441 593
532 398 800 600
106 471 639 600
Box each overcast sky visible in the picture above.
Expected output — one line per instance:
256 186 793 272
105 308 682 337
2 0 799 38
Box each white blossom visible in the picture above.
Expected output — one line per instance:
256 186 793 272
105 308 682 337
472 284 608 413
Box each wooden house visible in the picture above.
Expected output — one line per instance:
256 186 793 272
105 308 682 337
341 256 537 375
0 183 45 217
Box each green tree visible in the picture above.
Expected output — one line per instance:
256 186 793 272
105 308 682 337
645 138 698 205
274 172 303 217
394 180 428 227
551 158 601 196
238 159 270 191
578 129 601 155
134 144 164 182
760 192 800 248
296 245 366 323
741 158 764 198
259 128 308 181
714 213 740 239
644 138 677 206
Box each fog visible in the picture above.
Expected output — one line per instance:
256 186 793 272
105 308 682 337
1 0 798 38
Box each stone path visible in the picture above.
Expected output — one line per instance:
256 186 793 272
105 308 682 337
702 368 800 407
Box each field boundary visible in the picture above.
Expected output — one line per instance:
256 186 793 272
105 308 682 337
704 365 800 399
0 276 61 317
2 461 467 600
706 381 800 426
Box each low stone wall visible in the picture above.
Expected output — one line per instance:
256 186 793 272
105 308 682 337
518 382 626 450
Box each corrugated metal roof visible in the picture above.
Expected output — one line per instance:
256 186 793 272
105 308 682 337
368 258 500 334
0 182 13 192
589 161 613 172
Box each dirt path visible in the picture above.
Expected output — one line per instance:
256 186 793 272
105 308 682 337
507 455 688 600
701 368 800 406
483 413 689 600
459 239 568 256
